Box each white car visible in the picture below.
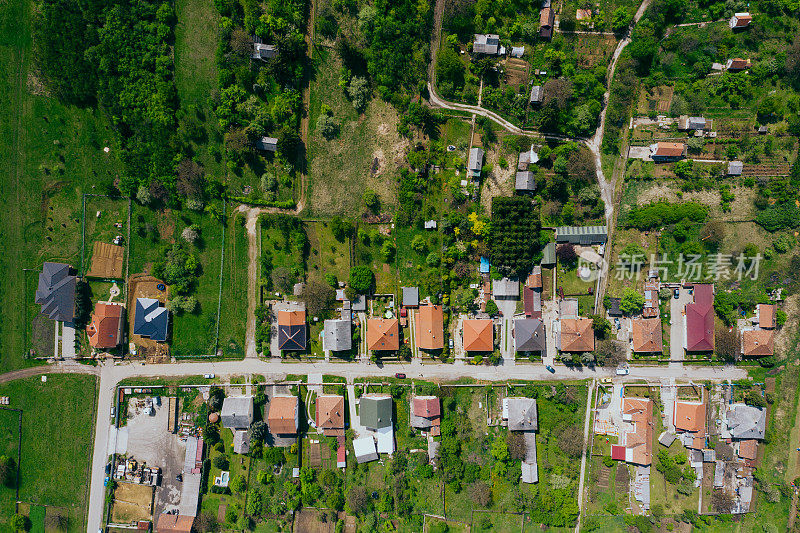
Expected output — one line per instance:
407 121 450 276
204 373 215 379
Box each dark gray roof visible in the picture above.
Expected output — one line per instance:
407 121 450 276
514 318 545 352
255 136 278 152
323 318 352 351
555 225 607 244
35 262 76 322
360 394 393 429
252 42 277 60
493 278 519 298
402 287 419 307
278 324 306 351
515 171 536 191
727 404 766 440
506 397 538 431
221 396 254 429
133 297 169 342
608 297 622 317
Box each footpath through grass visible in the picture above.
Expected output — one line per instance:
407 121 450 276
0 374 97 532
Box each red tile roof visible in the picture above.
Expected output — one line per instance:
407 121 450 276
738 439 758 460
316 395 345 435
742 329 774 357
463 319 493 352
654 142 686 157
674 401 705 433
278 309 305 326
631 318 663 353
156 515 194 533
367 318 400 351
560 318 594 352
87 302 124 349
686 284 714 352
268 396 298 435
413 397 441 418
623 397 653 466
416 305 444 350
758 304 776 329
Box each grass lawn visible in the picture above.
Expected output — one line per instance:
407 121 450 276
395 228 442 299
174 0 225 179
0 374 97 532
307 48 403 216
353 226 394 293
82 195 130 278
217 211 249 358
306 221 350 284
0 0 124 371
557 264 593 297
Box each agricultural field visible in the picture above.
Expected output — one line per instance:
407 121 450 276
0 374 97 533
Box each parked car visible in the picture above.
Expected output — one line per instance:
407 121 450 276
395 373 406 379
545 365 556 373
448 338 454 350
673 288 680 299
204 373 215 379
616 365 630 375
110 406 116 418
601 378 613 385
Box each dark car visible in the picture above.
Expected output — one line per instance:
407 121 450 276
395 373 406 379
673 288 680 299
545 365 556 373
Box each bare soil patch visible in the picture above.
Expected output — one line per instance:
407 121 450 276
293 509 334 533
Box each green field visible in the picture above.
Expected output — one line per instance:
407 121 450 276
217 211 249 358
0 0 124 371
0 374 97 532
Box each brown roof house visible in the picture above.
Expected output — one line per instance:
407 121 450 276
267 396 299 436
650 142 687 162
156 514 194 533
685 284 714 353
673 399 706 449
415 304 444 351
463 318 494 352
539 7 555 39
315 395 345 437
729 12 752 29
410 396 441 436
612 398 653 466
558 318 594 352
631 318 662 354
757 304 776 329
87 301 125 350
367 318 400 352
741 329 774 358
726 58 751 71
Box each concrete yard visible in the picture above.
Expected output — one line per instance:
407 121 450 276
124 398 187 516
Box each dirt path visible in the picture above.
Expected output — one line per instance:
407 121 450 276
0 363 99 384
575 380 596 532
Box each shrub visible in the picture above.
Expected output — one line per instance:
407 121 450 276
317 114 339 139
348 266 374 293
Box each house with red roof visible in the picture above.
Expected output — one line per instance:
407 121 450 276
684 284 714 353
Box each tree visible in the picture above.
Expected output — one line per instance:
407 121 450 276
271 267 296 295
611 7 633 33
10 514 29 532
346 485 369 515
558 425 583 457
399 344 412 361
715 324 737 362
363 189 380 213
316 114 339 139
556 243 577 265
468 481 492 506
591 315 612 339
230 474 247 493
411 235 427 254
263 446 285 466
302 277 335 316
230 28 255 58
0 455 15 488
193 512 219 533
619 287 645 315
380 240 396 262
700 221 725 250
213 454 229 470
346 76 371 112
181 225 200 244
348 266 374 293
249 421 268 442
484 300 499 316
330 216 353 242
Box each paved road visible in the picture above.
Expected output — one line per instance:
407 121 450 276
83 356 747 532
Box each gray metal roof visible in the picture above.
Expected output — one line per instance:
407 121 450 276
252 42 277 60
529 85 543 103
727 404 766 440
221 396 254 429
514 318 545 352
255 136 278 152
468 147 484 172
351 294 367 311
515 171 536 191
402 286 419 307
555 225 607 244
133 298 169 341
473 34 500 54
542 242 556 265
493 277 519 298
360 394 393 429
727 160 743 175
323 318 352 351
35 262 76 322
506 397 538 431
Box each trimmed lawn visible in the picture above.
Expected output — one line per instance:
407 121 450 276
0 374 97 532
217 211 249 358
306 221 350 284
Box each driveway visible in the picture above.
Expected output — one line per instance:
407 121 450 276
628 145 652 161
669 287 693 363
